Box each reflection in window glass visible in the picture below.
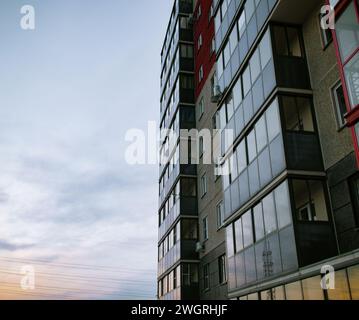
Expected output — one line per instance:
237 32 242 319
274 181 292 229
287 27 302 57
328 270 351 300
255 116 267 153
293 179 329 222
242 211 254 248
244 247 257 283
245 0 255 21
279 226 298 272
236 141 247 174
282 96 314 132
263 193 277 235
258 148 271 187
250 49 261 84
266 99 280 141
243 65 251 97
232 77 242 108
259 30 272 68
229 27 238 55
285 281 303 300
253 203 265 242
265 233 282 275
272 286 286 300
238 11 246 38
247 129 257 163
348 265 359 300
248 160 260 196
235 219 244 252
302 276 324 300
247 292 259 300
235 253 245 287
226 225 235 257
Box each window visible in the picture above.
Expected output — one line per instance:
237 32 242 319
182 219 198 240
234 218 243 252
336 2 359 62
203 216 209 241
247 129 257 163
332 82 347 127
348 264 359 299
197 4 202 19
199 65 204 82
203 264 210 291
226 225 235 257
198 97 204 120
181 44 193 58
181 178 197 197
265 99 281 141
292 179 329 222
218 255 227 284
242 210 254 248
217 201 224 229
274 181 292 229
250 49 261 84
328 269 351 300
259 29 272 68
201 173 207 197
182 263 198 286
319 12 333 47
253 202 265 241
302 276 324 300
273 25 303 57
285 281 303 300
229 27 238 55
198 34 203 50
263 193 277 235
282 96 314 132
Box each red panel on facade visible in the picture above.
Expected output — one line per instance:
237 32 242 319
193 0 216 99
330 0 359 166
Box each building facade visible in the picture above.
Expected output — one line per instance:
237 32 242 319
158 0 359 300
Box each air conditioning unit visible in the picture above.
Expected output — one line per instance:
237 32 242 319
211 85 223 103
195 242 205 253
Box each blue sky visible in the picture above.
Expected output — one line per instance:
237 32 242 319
0 0 173 299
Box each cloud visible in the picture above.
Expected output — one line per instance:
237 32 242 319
0 240 35 252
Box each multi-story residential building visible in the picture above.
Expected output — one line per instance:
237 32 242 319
158 0 359 301
194 0 228 300
157 0 199 300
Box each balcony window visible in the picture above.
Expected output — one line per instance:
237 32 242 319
182 263 198 286
229 26 238 56
242 210 254 248
253 202 265 242
328 269 351 300
273 25 303 58
234 218 244 253
245 0 255 21
226 225 235 257
182 219 198 240
217 201 224 229
302 276 324 300
348 264 359 299
285 281 303 300
292 179 329 222
274 182 292 229
181 178 197 197
202 216 208 241
282 96 314 132
262 192 277 235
